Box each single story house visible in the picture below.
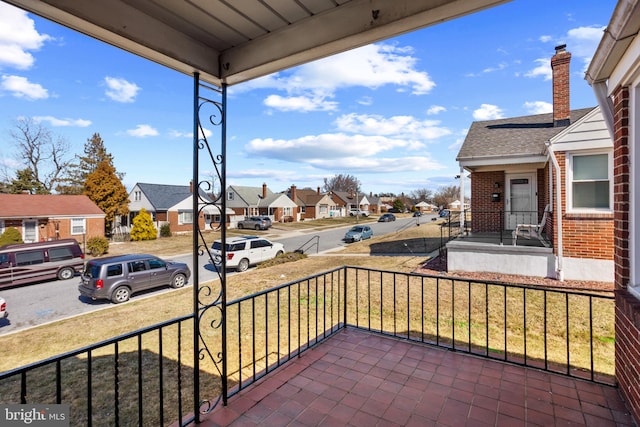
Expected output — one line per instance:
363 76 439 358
287 185 338 220
0 194 105 243
226 184 298 223
454 45 614 282
127 182 226 234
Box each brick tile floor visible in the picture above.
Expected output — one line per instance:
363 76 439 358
201 328 634 426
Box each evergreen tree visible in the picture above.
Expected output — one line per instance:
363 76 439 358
84 160 129 235
58 133 124 194
130 208 157 241
9 168 48 194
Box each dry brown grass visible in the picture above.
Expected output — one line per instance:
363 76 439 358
0 220 615 425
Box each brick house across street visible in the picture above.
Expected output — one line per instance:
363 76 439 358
454 45 614 282
127 182 227 234
0 194 105 243
287 185 338 220
225 183 297 224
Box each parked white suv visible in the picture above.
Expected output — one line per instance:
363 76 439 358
210 236 285 272
349 209 370 217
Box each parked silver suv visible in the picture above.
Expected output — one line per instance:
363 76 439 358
237 216 271 230
78 254 191 303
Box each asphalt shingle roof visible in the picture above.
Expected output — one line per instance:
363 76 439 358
457 108 595 161
0 194 105 218
136 183 212 210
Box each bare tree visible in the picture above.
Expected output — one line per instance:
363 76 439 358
433 185 460 209
322 174 361 193
8 117 72 193
410 188 433 204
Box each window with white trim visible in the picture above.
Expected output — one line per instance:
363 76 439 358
71 218 86 235
0 220 4 235
178 211 193 224
567 152 612 211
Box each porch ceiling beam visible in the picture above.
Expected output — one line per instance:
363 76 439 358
6 0 510 87
219 0 510 85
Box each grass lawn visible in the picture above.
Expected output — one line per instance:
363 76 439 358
0 219 614 426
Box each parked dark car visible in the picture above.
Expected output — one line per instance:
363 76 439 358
439 209 451 218
388 208 401 213
412 211 422 217
237 216 270 230
378 213 396 222
78 254 191 303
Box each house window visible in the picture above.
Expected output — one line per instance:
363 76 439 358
567 152 612 211
227 192 234 201
0 220 4 235
283 207 292 216
71 218 86 235
179 211 193 224
319 205 328 214
23 220 37 242
133 190 141 201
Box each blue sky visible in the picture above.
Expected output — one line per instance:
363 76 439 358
0 0 616 196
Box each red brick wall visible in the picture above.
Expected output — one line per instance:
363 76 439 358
470 171 505 232
3 217 105 241
167 210 206 233
609 85 639 424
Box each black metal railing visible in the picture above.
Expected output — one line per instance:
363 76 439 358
440 209 548 246
345 267 615 385
225 267 345 397
0 315 200 427
0 266 615 426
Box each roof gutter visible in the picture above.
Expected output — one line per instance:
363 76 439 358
545 142 564 281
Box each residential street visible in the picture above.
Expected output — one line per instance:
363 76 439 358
0 215 435 335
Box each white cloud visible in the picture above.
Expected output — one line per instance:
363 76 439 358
168 127 212 139
33 116 91 127
264 94 338 112
0 3 52 70
523 101 552 114
334 113 450 141
1 75 48 99
539 35 552 43
104 77 140 103
524 58 551 80
483 62 507 73
473 104 504 121
426 105 446 115
126 124 158 137
235 43 435 112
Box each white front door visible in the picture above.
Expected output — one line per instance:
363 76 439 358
505 173 537 230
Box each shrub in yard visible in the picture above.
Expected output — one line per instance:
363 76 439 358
130 208 158 241
160 223 172 237
0 227 23 247
87 237 109 256
257 251 306 268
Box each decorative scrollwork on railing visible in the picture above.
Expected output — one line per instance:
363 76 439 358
193 77 228 416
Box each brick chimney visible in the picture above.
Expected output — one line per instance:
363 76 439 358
290 184 297 202
189 180 193 193
551 44 571 127
317 186 321 195
262 183 267 199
